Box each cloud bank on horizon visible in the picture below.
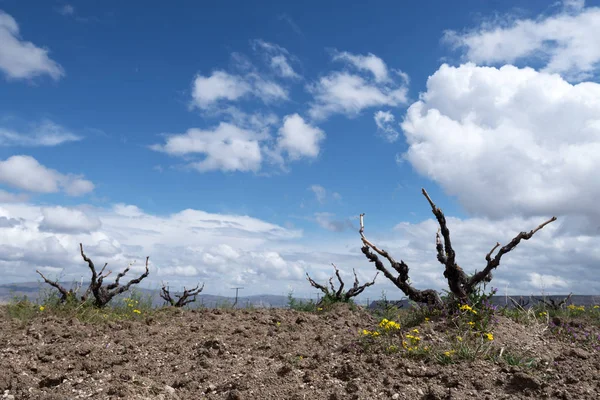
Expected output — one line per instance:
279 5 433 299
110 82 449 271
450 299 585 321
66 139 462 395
0 0 599 298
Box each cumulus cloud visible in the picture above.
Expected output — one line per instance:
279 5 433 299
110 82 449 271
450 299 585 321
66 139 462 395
388 215 595 294
38 206 102 234
401 63 600 224
276 114 325 161
0 201 315 292
444 2 600 80
307 51 409 120
0 189 28 203
0 10 64 80
0 155 94 196
152 114 324 173
0 120 81 147
191 70 287 110
151 123 264 173
374 110 399 142
1 196 598 295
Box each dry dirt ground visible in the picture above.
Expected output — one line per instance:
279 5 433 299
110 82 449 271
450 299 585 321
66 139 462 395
1 304 599 400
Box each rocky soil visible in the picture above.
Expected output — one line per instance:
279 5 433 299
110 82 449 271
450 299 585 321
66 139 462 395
1 304 599 399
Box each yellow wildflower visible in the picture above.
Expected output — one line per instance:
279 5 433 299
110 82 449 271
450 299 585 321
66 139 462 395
39 306 45 311
594 305 599 309
133 309 141 314
467 321 475 327
456 336 463 342
484 332 493 341
444 350 455 357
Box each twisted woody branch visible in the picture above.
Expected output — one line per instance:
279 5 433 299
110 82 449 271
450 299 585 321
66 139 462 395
359 188 556 307
160 282 204 307
306 263 378 304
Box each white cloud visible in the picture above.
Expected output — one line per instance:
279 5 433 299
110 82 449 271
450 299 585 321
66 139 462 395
251 39 300 79
309 185 327 204
333 51 389 82
0 120 81 147
0 10 64 80
38 206 102 234
0 201 313 292
313 212 353 232
151 122 264 173
307 67 408 120
276 114 325 160
0 189 28 203
444 3 600 80
374 110 399 142
191 71 251 109
401 63 600 223
271 55 299 79
388 214 598 295
308 184 341 205
191 70 287 110
0 197 599 295
58 5 75 16
0 155 94 196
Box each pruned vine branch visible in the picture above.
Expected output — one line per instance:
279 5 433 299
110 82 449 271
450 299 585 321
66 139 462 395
160 282 204 307
359 188 557 306
79 243 150 307
36 270 79 303
537 293 573 310
306 263 378 304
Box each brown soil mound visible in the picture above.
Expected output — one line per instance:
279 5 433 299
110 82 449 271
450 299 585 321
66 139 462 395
1 304 598 399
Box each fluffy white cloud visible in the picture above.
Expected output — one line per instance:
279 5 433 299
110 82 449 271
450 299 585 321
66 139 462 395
0 120 81 147
388 214 598 294
444 3 600 80
0 10 64 80
0 155 94 196
151 123 264 173
191 71 251 109
276 114 325 160
0 189 28 203
307 51 409 120
401 63 600 224
0 201 316 292
1 196 599 295
38 206 102 234
191 70 287 109
374 110 399 142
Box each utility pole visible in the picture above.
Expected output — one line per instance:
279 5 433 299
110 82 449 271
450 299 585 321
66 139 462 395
231 287 244 308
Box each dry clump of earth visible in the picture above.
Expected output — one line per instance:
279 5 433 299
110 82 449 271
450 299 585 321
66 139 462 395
1 303 599 400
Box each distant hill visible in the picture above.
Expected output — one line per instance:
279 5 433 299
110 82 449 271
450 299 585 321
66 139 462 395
1 281 598 309
0 281 304 308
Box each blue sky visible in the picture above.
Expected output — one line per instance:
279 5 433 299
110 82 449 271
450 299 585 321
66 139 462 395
1 0 599 299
